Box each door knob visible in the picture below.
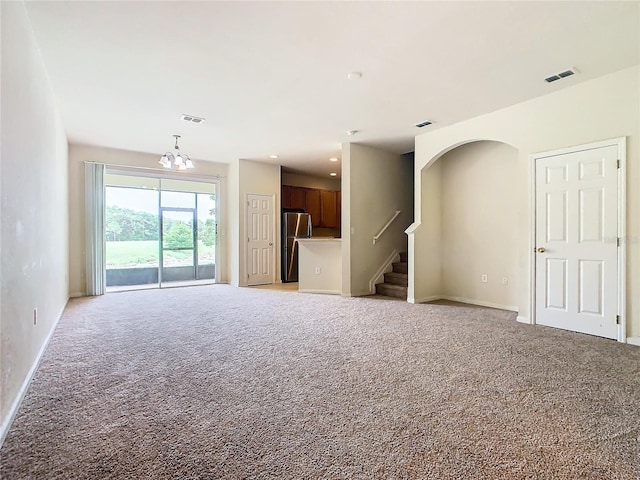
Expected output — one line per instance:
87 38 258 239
269 242 273 246
537 247 546 253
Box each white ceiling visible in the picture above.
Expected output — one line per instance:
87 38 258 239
24 1 639 178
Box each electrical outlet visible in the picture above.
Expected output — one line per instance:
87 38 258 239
314 267 321 275
502 277 508 285
481 274 488 283
33 308 37 325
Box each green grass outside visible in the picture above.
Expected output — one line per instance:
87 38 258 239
106 240 215 268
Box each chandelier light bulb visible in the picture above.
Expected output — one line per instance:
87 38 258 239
158 134 195 171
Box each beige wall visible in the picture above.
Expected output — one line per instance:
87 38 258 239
0 1 69 443
68 144 229 295
227 160 241 286
412 66 640 342
298 239 342 294
440 141 519 310
232 159 281 286
341 144 353 294
342 143 414 296
281 172 341 191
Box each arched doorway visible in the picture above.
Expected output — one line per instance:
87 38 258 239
410 140 521 311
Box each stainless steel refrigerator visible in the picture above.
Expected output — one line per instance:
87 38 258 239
282 211 312 282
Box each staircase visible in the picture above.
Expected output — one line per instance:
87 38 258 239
375 252 408 299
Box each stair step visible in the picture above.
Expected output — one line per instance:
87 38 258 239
392 261 408 274
399 252 408 263
384 271 408 286
376 283 408 299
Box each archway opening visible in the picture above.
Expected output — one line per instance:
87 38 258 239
417 140 521 311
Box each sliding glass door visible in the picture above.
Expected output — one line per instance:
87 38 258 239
160 209 196 285
105 177 160 288
104 173 217 291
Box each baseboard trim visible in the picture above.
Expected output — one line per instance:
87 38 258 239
69 291 85 298
439 296 518 312
517 316 531 324
0 298 68 448
298 289 341 295
351 290 374 297
411 295 518 313
414 295 443 304
626 337 640 347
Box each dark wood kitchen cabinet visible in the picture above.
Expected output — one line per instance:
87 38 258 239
320 190 339 228
290 187 306 210
305 189 322 227
281 185 341 229
282 185 306 211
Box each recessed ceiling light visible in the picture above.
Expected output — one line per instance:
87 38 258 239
330 172 337 177
269 154 279 159
347 71 363 80
329 157 339 162
347 130 359 136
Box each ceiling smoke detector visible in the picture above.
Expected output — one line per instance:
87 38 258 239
181 114 205 124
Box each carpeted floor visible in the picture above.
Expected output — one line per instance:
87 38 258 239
1 285 639 479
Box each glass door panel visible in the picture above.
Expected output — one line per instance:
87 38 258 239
160 209 196 285
197 193 216 280
105 184 160 289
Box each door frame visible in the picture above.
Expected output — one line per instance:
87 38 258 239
245 193 277 286
529 137 627 342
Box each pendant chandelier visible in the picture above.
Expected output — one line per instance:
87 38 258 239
159 134 195 170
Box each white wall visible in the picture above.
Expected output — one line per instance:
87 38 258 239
0 1 69 444
67 144 229 295
232 159 281 286
440 141 519 310
342 143 414 296
412 66 640 342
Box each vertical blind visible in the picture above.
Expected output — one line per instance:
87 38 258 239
85 162 105 295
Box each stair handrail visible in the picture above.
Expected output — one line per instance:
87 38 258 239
373 210 402 245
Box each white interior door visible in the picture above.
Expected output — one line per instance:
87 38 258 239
247 194 274 286
535 144 620 339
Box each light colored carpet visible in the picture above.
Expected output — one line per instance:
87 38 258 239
1 285 639 479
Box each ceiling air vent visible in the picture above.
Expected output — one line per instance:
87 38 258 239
545 68 578 83
181 114 205 124
415 120 433 128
